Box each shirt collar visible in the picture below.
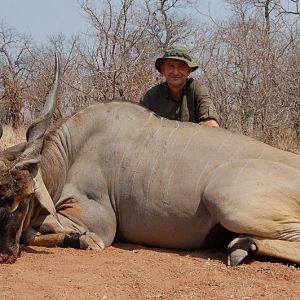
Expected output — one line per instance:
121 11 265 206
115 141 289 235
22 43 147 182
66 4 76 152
163 79 190 100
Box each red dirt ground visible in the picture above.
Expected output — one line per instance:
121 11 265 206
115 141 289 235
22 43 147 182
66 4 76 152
1 243 299 300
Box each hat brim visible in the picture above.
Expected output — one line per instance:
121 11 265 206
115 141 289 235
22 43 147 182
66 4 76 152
155 57 198 74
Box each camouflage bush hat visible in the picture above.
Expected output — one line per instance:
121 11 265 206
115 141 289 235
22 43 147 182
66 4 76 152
155 46 199 74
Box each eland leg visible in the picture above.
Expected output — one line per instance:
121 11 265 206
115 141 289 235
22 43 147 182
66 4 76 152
228 235 300 266
203 159 300 265
23 191 116 250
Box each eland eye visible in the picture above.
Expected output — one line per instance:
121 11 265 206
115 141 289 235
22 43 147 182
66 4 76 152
0 195 14 207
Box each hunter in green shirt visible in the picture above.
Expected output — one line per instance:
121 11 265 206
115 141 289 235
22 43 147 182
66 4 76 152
141 46 220 127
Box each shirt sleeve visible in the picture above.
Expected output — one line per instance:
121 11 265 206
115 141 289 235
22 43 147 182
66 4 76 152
140 90 152 108
191 80 220 125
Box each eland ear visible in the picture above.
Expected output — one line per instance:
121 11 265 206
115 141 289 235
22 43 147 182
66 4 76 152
12 157 41 171
12 139 43 171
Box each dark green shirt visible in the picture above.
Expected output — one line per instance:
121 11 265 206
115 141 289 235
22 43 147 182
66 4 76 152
141 78 220 124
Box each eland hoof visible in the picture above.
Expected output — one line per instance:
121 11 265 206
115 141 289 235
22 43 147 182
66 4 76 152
227 237 257 266
79 232 105 250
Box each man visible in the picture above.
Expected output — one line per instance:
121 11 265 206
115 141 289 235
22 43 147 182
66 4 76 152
141 46 220 127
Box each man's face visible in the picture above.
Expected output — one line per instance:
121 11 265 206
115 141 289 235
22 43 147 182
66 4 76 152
161 59 192 90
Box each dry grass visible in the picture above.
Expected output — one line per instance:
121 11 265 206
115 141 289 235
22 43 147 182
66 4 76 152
0 125 26 150
263 130 300 155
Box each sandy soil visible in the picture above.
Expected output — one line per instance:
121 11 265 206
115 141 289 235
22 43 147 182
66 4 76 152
1 243 299 300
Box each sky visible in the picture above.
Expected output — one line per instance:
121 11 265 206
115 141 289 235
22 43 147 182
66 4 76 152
0 0 87 42
0 0 229 43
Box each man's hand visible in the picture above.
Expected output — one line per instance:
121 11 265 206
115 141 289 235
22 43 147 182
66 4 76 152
200 119 219 127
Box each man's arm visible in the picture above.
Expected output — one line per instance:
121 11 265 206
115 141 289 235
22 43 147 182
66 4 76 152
140 88 153 108
191 80 220 127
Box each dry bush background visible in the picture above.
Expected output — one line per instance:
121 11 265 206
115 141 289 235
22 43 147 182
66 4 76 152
0 0 299 151
0 125 26 150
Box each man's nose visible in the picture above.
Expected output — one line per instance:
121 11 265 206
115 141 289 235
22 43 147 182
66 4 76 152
172 67 180 74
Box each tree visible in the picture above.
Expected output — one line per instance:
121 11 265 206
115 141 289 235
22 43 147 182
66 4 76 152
0 24 33 127
147 0 194 50
29 33 82 118
77 0 151 103
77 0 197 104
194 0 300 148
